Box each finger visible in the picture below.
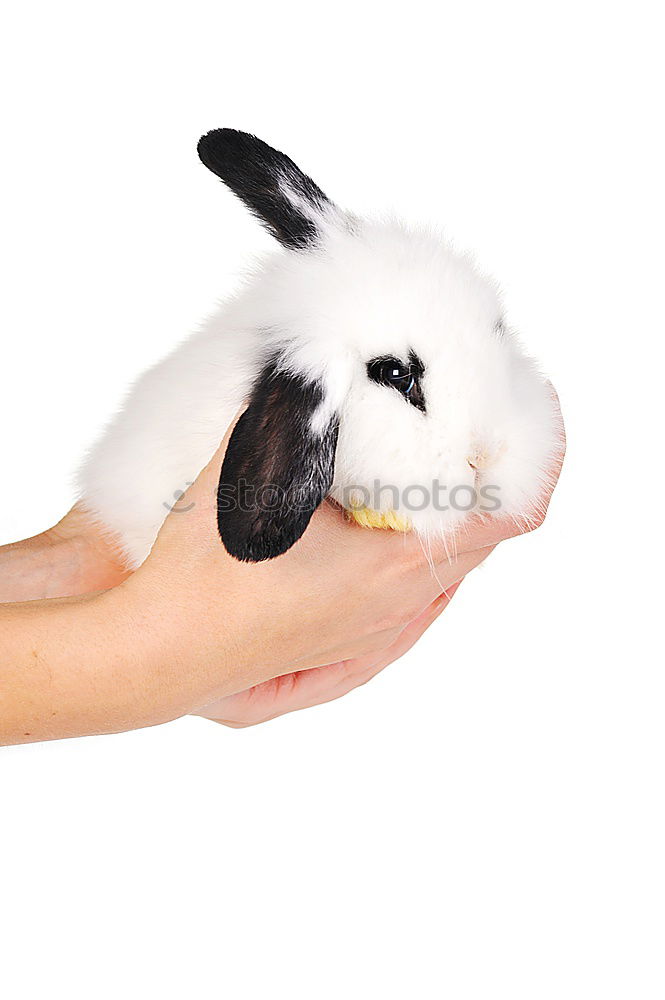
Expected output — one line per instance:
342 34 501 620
390 542 493 616
196 581 463 725
348 579 463 684
439 459 564 556
292 578 464 702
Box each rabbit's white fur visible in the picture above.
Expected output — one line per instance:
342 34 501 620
78 209 561 569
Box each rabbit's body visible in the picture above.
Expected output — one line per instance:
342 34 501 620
78 130 562 565
79 314 258 567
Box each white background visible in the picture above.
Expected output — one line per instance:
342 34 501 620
1 2 663 997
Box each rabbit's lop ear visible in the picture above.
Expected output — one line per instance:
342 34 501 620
197 128 334 249
217 359 339 562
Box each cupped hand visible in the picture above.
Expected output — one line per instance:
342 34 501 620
0 399 563 745
122 404 562 721
193 582 462 727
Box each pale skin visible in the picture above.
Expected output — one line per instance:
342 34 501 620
0 410 563 746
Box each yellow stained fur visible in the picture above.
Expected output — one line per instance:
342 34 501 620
345 507 411 532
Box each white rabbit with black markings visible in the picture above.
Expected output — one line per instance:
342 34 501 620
78 129 562 565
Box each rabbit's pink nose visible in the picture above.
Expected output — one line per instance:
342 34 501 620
468 442 505 471
467 450 489 471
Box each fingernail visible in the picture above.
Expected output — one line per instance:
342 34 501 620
437 579 463 608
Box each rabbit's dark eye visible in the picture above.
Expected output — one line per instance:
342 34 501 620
371 358 411 386
367 353 426 412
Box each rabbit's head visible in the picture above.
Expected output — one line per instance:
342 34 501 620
198 129 562 562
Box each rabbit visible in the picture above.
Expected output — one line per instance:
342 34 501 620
77 128 563 566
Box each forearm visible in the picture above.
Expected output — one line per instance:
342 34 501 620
0 587 197 745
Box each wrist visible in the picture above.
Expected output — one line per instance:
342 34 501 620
0 507 129 603
0 584 203 745
96 570 243 723
0 531 66 603
82 582 199 729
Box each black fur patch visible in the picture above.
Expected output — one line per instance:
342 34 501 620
407 350 426 413
217 359 339 562
198 129 332 250
366 351 426 413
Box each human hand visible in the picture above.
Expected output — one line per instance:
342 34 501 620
193 582 462 727
0 447 496 746
0 397 563 744
123 402 562 723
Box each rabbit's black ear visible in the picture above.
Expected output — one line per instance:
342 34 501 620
198 128 333 250
217 359 339 562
